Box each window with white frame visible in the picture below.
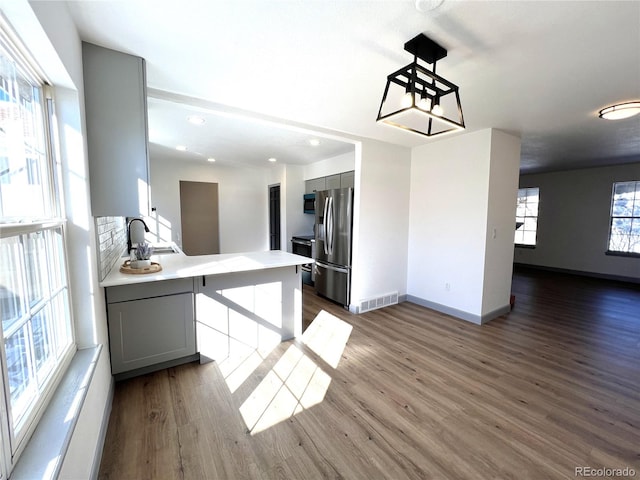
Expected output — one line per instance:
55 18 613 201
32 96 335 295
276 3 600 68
515 187 539 246
608 181 640 255
0 27 74 475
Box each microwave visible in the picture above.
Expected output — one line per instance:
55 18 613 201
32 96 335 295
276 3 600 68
303 193 315 214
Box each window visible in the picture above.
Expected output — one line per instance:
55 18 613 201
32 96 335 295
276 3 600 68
515 187 539 246
608 181 640 255
0 27 74 474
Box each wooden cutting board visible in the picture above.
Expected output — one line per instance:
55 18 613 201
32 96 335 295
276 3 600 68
119 261 162 274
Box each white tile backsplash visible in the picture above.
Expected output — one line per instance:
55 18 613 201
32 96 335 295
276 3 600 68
96 216 127 281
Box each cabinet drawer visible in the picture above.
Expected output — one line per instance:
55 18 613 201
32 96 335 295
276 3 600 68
106 278 194 304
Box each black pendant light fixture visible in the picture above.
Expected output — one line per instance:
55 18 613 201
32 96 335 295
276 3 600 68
377 33 465 138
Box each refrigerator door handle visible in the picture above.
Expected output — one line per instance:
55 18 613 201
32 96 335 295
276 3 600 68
316 260 349 274
327 196 333 255
330 196 335 255
322 195 329 255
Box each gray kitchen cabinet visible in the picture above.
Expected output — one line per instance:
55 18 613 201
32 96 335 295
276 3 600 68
305 171 354 194
305 177 326 193
340 170 355 188
106 278 195 378
325 174 341 189
82 42 150 217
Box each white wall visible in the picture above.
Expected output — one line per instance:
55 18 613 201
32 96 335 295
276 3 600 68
408 130 491 316
16 1 113 478
407 129 521 323
481 130 521 314
149 149 353 255
282 165 314 245
350 139 411 310
516 161 640 280
150 150 273 253
304 150 355 180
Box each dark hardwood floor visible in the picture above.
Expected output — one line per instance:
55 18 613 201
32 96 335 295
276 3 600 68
98 267 640 479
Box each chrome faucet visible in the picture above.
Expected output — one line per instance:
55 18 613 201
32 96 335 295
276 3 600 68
127 218 150 254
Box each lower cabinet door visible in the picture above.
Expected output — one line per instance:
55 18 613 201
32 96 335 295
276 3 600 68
107 293 195 374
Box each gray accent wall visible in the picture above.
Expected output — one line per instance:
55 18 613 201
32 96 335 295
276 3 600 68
516 161 640 281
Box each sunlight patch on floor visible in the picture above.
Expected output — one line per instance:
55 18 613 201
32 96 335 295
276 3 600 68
239 310 351 434
198 281 286 393
301 309 353 368
220 348 268 394
239 344 331 434
218 337 280 393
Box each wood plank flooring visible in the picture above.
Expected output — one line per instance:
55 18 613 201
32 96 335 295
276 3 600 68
98 267 640 479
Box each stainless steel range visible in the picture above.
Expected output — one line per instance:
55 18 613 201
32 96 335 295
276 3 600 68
291 235 315 285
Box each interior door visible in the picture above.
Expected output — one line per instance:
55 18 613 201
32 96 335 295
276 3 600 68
179 180 220 255
269 184 281 250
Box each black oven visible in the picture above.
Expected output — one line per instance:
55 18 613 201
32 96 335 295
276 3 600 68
291 235 315 285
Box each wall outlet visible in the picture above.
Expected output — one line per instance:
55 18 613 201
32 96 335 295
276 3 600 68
445 282 451 291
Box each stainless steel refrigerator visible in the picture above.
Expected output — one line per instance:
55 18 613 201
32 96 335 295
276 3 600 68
314 187 353 306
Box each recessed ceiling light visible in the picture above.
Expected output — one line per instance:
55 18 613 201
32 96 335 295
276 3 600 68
309 138 321 147
176 145 187 151
187 115 205 125
599 102 640 120
268 157 277 162
207 157 216 162
415 0 445 12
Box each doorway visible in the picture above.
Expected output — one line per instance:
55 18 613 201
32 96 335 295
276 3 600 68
179 180 220 255
269 184 281 250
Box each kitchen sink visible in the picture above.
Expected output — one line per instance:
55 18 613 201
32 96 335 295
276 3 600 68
152 246 180 254
123 244 180 257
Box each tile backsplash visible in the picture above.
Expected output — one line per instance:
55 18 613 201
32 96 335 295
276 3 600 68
96 216 127 281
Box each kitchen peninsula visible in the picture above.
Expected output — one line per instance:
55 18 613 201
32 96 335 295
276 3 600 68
100 249 311 380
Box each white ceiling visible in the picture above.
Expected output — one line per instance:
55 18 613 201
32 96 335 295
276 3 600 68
146 94 355 166
64 0 640 173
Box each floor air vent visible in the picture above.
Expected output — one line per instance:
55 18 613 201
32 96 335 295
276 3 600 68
359 292 399 313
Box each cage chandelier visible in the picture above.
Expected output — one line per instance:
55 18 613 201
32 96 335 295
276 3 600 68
377 33 465 138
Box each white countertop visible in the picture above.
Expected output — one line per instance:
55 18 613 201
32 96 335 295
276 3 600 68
100 249 313 287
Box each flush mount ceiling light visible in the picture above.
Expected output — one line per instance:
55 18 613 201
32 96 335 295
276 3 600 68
268 157 277 162
377 33 465 138
187 115 205 125
598 102 640 120
176 145 187 151
415 0 445 13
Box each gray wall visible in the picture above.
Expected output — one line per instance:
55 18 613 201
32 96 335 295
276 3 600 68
516 161 640 281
